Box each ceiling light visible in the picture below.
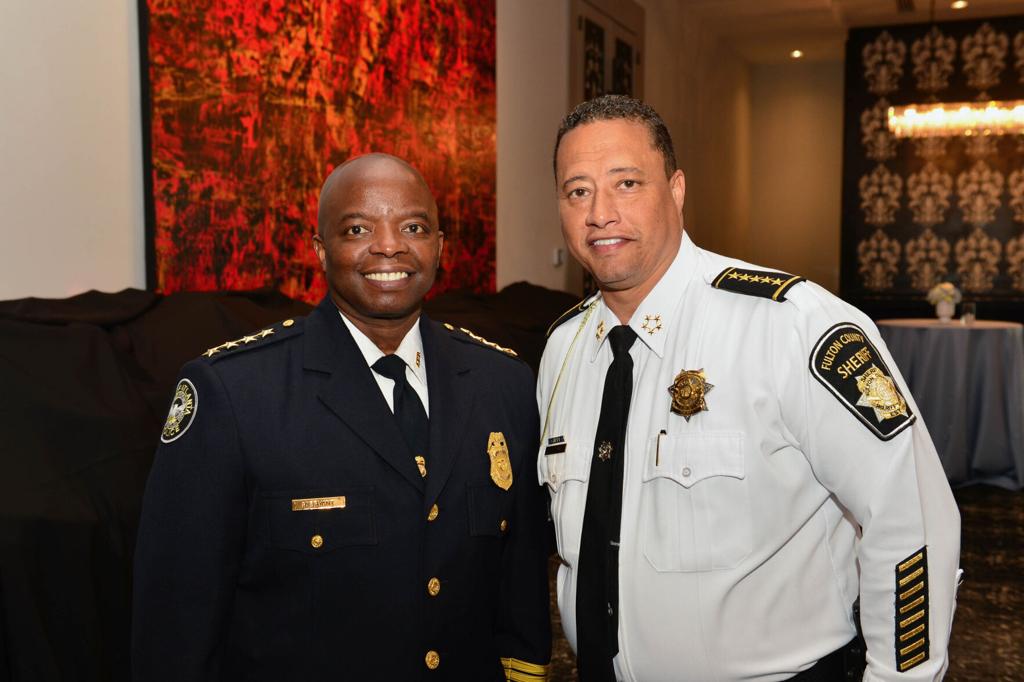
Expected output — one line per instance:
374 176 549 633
888 101 1024 137
950 0 968 9
790 49 804 59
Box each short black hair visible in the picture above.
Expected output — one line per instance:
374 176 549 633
553 95 677 179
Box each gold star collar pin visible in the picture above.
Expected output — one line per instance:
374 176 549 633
641 314 663 335
668 369 714 421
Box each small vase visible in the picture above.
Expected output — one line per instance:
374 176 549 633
935 300 954 322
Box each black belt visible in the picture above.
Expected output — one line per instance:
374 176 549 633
789 634 867 681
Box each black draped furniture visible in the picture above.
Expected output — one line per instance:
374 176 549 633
0 283 575 682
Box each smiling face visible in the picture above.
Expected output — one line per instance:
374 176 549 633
556 119 685 307
312 155 443 330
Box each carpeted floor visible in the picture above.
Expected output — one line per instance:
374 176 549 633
546 485 1023 681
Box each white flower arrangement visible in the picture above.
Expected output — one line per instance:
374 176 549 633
926 282 962 305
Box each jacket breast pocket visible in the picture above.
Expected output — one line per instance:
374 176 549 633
538 439 592 566
261 487 377 554
640 432 751 572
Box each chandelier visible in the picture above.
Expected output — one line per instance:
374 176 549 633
887 100 1024 138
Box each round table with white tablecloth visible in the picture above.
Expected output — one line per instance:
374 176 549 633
877 318 1024 490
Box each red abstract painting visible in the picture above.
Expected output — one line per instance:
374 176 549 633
141 0 496 302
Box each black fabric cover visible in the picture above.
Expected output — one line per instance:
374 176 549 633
0 283 574 681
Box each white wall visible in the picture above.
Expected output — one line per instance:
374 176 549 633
0 0 145 300
495 0 572 292
640 0 751 259
749 60 845 292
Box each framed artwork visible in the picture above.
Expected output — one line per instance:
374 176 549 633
570 0 644 104
139 0 497 304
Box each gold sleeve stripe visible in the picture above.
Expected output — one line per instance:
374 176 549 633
501 657 550 681
899 595 926 614
898 551 924 572
894 546 930 672
899 580 925 601
900 652 928 672
899 609 926 628
900 623 926 642
507 671 547 682
900 638 926 656
898 566 924 587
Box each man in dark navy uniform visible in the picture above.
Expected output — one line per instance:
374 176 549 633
133 154 551 681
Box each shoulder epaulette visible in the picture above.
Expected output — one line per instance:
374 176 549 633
443 323 519 358
200 317 304 361
711 267 805 302
546 296 595 337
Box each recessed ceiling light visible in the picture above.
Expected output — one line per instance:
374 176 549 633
951 0 968 9
790 49 804 59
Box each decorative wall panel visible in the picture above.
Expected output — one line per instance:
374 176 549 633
140 0 496 303
841 15 1024 320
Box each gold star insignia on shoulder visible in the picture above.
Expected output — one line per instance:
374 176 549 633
595 320 606 340
259 328 274 338
668 368 714 421
241 334 259 344
712 266 806 302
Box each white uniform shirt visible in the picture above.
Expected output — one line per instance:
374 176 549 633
537 233 961 681
339 312 429 416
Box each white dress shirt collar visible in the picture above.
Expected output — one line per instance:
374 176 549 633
590 231 701 362
337 311 429 415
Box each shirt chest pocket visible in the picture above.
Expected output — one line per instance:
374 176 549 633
538 439 592 566
640 432 752 572
261 487 377 554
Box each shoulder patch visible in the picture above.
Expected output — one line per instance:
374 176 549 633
546 297 593 337
712 266 805 302
161 378 197 443
200 318 302 361
809 323 915 441
443 323 519 358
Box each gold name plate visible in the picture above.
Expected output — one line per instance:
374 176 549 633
291 496 346 511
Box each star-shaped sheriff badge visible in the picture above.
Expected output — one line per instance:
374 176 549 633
668 369 714 421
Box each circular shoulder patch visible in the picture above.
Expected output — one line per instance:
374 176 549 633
161 379 198 443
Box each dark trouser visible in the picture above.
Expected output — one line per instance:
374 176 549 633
789 634 867 681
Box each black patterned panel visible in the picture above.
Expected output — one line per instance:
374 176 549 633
840 15 1024 323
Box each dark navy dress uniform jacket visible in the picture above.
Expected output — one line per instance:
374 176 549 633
132 297 551 681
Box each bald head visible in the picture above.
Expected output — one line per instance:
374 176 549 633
317 153 436 236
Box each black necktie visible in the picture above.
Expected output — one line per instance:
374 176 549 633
372 354 429 462
576 325 637 682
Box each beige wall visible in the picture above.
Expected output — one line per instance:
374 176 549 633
749 60 845 292
495 0 572 292
0 0 145 300
637 1 752 263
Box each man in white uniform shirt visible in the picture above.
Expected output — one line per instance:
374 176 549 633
537 95 961 681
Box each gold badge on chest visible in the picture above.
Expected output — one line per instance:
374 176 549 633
487 432 513 490
668 369 714 421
